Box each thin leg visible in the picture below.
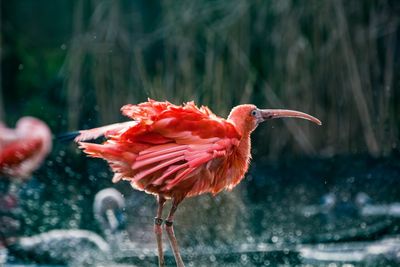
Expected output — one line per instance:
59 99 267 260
154 195 166 267
165 198 185 267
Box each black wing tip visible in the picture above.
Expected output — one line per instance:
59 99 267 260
57 131 80 142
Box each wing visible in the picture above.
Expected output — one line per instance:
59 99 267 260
0 139 43 177
0 139 42 166
78 100 241 195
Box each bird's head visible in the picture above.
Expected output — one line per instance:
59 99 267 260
228 104 321 135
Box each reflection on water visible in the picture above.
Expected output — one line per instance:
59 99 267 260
7 229 110 265
299 237 400 265
1 156 400 266
5 236 400 266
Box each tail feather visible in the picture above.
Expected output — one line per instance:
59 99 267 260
57 131 80 142
74 121 137 142
78 142 137 182
78 142 119 158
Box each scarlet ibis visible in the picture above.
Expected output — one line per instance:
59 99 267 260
0 117 52 180
73 99 321 267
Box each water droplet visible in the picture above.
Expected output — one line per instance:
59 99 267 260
240 254 248 262
209 254 216 262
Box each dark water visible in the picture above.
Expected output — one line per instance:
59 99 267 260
2 152 400 266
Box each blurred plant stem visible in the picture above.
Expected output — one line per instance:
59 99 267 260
66 0 84 131
334 0 379 156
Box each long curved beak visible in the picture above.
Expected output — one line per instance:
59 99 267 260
260 109 322 125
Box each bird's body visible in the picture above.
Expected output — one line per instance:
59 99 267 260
74 99 321 267
77 100 252 200
0 117 52 179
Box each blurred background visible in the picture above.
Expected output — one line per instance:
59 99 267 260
1 0 400 266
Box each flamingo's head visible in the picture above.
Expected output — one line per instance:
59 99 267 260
228 104 321 135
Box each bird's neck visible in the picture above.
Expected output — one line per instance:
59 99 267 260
224 132 251 190
237 133 251 161
228 118 252 162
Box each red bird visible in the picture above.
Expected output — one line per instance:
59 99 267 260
74 99 321 267
0 117 52 180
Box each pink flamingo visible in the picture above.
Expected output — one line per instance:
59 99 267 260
0 117 52 180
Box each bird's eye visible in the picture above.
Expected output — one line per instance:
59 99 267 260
251 110 257 116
